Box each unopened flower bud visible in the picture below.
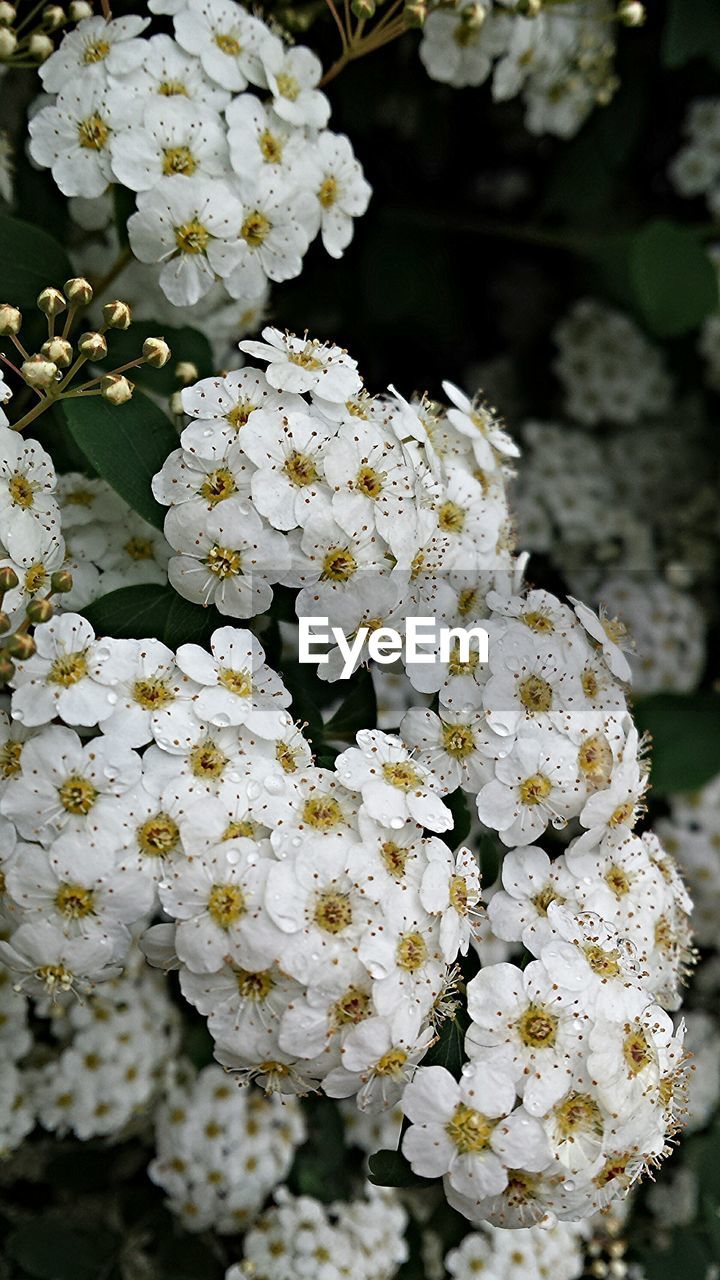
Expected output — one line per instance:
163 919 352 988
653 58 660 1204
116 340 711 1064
64 276 93 306
462 1 486 28
0 566 19 593
0 26 17 56
37 286 66 317
7 633 36 660
0 2 16 22
351 0 376 17
22 354 58 388
42 4 65 28
26 598 54 625
170 390 185 416
101 373 134 404
50 569 73 594
403 0 426 27
143 336 171 368
103 299 132 329
0 655 15 683
175 361 198 385
0 612 10 635
29 30 54 58
69 0 92 17
78 330 107 359
616 0 644 24
0 304 22 335
516 0 541 14
41 336 73 367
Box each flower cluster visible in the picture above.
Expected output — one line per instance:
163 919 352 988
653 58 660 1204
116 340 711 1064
657 773 720 950
225 1186 409 1280
669 98 720 217
592 575 706 696
552 299 672 427
444 1218 586 1280
420 1 622 140
154 326 518 635
150 1063 305 1231
29 5 371 310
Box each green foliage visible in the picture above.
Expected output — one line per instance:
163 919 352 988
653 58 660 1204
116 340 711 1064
6 1215 121 1280
421 1008 469 1077
288 1097 352 1201
0 214 72 307
441 789 471 849
634 693 720 795
629 220 718 337
368 1148 433 1189
662 0 720 71
82 585 223 647
60 391 178 530
323 667 377 738
105 321 214 394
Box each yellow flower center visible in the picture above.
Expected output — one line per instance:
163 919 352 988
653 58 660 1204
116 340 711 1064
314 889 353 934
162 145 197 176
518 773 552 807
55 882 94 919
578 733 613 786
0 740 23 778
189 737 228 779
318 176 338 208
584 943 621 977
48 651 88 687
133 677 174 710
276 741 300 773
8 472 35 508
354 464 383 498
77 114 109 150
441 722 475 759
58 774 98 815
241 211 271 247
124 536 154 560
374 1048 407 1076
518 674 553 714
283 450 319 487
382 760 421 791
215 31 241 55
449 873 469 914
333 985 370 1025
517 1004 558 1048
522 610 554 634
553 1091 603 1138
227 400 255 430
218 666 252 697
259 129 283 163
396 931 427 972
174 218 210 254
380 840 409 879
159 79 188 96
446 1104 495 1153
235 968 274 1000
275 72 300 100
448 641 480 677
83 38 110 62
321 546 357 582
622 1027 653 1076
438 500 466 534
301 794 342 830
137 812 180 858
581 668 599 699
24 563 47 594
604 864 631 898
206 544 242 578
207 883 245 927
531 884 564 916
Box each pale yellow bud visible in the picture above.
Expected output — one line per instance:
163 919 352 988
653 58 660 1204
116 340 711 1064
0 304 22 335
68 0 92 17
0 2 16 22
42 4 65 28
351 0 375 18
64 276 93 305
101 373 134 404
143 336 171 368
78 330 107 359
403 0 426 27
170 391 185 416
29 30 54 57
7 633 36 661
50 569 74 594
103 299 132 330
175 361 199 384
37 286 66 317
0 27 18 57
617 0 644 24
41 336 73 367
22 354 58 388
26 598 54 625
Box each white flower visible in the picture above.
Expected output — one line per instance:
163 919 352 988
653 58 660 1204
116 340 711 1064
223 171 313 296
173 0 271 92
402 1063 551 1198
239 408 332 530
9 614 114 728
401 706 492 795
151 441 252 518
29 80 140 198
294 131 371 259
443 380 519 473
226 94 307 199
568 596 632 683
40 15 150 93
419 842 482 959
486 846 579 955
0 919 118 995
262 37 329 129
128 176 244 306
124 32 231 110
110 97 228 192
475 728 583 847
165 496 289 617
0 425 59 539
179 368 302 459
174 626 291 734
419 9 498 89
88 636 196 747
465 960 590 1115
239 327 363 402
359 889 445 1015
335 729 453 833
323 1007 434 1112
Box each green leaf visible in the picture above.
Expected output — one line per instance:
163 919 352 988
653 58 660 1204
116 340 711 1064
629 220 717 337
440 789 470 850
662 0 720 70
634 693 720 796
0 214 72 307
105 321 214 394
7 1217 119 1280
368 1149 434 1189
421 1008 469 1077
83 584 222 647
324 667 377 737
61 390 177 529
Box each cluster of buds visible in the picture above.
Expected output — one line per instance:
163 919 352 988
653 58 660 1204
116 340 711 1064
0 0 93 65
0 564 73 683
0 280 170 433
